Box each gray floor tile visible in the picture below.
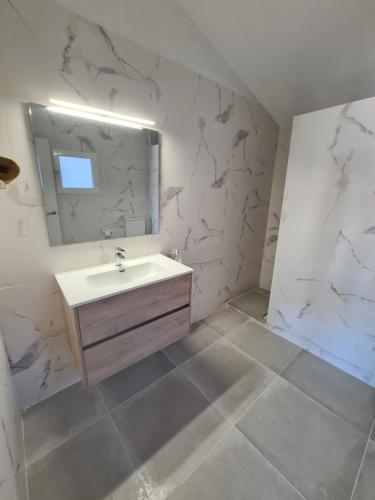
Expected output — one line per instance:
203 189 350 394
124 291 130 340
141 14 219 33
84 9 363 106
112 370 230 499
203 306 247 336
17 467 28 500
228 290 269 320
23 383 106 465
281 351 375 436
28 416 147 500
237 377 368 500
167 428 303 500
226 319 300 373
351 438 375 500
179 339 275 421
98 351 174 410
163 322 220 365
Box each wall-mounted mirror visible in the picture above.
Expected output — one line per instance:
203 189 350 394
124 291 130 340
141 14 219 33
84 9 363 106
29 102 160 246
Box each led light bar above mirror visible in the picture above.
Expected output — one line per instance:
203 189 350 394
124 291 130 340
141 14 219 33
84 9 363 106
48 98 156 129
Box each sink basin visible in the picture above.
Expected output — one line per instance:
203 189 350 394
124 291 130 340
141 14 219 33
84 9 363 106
86 262 165 288
55 253 193 307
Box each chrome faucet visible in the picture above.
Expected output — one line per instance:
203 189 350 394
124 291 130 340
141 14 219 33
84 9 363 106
115 247 126 272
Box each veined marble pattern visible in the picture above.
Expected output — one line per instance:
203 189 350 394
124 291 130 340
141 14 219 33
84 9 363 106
268 97 375 387
0 0 278 408
260 126 291 291
0 331 25 500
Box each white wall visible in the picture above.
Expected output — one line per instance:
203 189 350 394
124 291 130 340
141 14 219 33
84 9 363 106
260 127 291 290
268 96 375 387
52 0 252 100
0 0 278 409
0 331 25 500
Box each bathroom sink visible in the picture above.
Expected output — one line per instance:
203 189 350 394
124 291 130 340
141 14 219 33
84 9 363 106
55 253 193 307
86 262 165 288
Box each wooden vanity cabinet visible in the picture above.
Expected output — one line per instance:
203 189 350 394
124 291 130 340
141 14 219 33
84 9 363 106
63 273 192 385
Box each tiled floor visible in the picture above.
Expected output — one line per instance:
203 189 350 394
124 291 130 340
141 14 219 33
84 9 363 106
23 296 375 500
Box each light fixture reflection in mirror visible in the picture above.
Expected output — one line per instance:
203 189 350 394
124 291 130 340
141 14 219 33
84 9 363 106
49 98 155 126
29 101 160 246
47 105 144 130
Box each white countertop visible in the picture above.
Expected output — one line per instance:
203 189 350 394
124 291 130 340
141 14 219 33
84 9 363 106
55 253 193 308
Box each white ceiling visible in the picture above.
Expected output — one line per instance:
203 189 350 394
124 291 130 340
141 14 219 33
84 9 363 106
180 0 375 125
51 0 251 99
53 0 375 126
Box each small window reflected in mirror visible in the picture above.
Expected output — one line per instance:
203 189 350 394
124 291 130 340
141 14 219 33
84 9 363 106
28 102 160 246
53 150 98 193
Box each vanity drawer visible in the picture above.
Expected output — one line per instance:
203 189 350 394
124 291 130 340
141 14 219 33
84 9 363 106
84 306 190 385
78 273 191 347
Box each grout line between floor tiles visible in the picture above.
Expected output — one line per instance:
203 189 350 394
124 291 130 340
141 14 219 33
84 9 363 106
25 412 106 469
109 332 228 413
220 337 277 372
242 316 304 376
96 384 111 414
20 413 30 500
277 348 302 376
173 337 222 371
96 390 152 500
95 384 113 414
349 420 375 500
104 365 178 414
164 379 300 500
174 365 232 421
174 333 283 426
277 375 372 438
23 384 110 467
164 420 235 500
181 360 278 427
221 317 373 436
218 331 284 378
25 466 29 500
107 330 225 416
236 426 307 500
99 341 238 500
23 299 263 469
161 346 180 366
23 322 233 470
231 375 280 427
171 333 286 421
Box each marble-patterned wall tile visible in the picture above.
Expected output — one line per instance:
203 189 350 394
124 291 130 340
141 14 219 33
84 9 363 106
260 126 291 290
0 0 278 409
268 97 375 387
0 331 26 500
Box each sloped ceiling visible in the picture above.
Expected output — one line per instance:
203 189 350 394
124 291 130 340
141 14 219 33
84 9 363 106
179 0 375 125
53 0 375 126
51 0 251 98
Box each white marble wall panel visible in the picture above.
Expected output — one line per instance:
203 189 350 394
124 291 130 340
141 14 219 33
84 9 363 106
268 97 375 387
0 331 25 500
260 126 291 290
0 0 278 408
